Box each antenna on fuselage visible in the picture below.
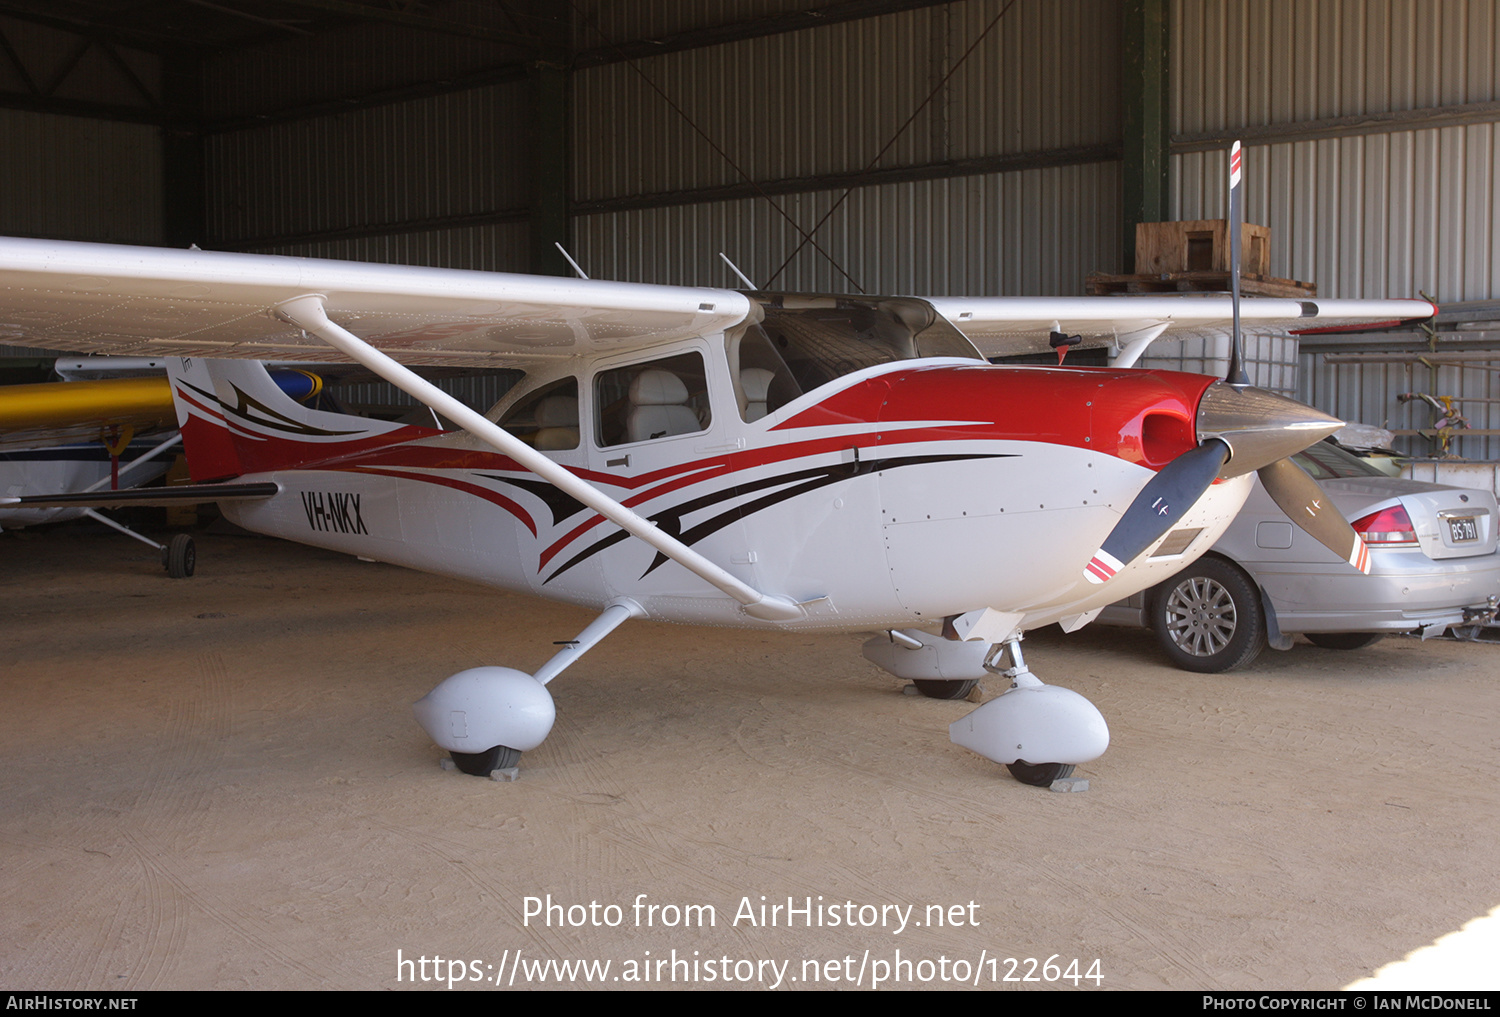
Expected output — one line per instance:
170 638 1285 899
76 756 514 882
718 252 758 290
554 243 590 280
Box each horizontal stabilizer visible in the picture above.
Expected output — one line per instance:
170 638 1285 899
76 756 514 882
1 482 279 509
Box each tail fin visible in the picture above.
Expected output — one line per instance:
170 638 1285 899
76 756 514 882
167 358 438 482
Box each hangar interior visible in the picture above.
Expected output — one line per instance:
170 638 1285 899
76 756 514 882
3 3 1500 992
0 0 1498 442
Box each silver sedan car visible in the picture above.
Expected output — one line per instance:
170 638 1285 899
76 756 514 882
1099 441 1500 672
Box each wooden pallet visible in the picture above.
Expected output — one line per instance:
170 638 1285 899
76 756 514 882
1085 271 1317 299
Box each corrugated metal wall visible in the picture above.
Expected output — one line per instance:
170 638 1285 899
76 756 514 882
202 18 514 122
576 164 1121 295
573 0 1123 293
0 109 162 245
1172 0 1500 303
1175 131 1498 301
2 0 1494 302
205 84 531 270
1301 346 1500 461
178 0 1500 300
1298 298 1500 461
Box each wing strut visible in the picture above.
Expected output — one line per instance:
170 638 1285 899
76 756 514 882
273 294 804 623
1108 323 1170 370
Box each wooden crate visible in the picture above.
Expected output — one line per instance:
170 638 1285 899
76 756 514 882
1087 218 1315 298
1135 219 1270 276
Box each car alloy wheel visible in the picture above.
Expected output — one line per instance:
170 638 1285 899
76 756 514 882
1151 558 1266 673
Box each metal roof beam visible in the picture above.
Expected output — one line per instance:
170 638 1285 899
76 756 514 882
0 90 177 123
1174 101 1500 151
0 3 185 57
271 0 543 49
573 145 1118 216
574 0 961 67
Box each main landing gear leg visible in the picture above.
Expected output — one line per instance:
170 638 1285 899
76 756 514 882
948 636 1110 787
80 509 195 579
413 598 645 778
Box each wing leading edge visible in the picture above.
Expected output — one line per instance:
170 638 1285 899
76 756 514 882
0 236 752 367
0 236 1436 366
928 294 1438 360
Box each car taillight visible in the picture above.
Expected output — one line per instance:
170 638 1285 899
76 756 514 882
1351 505 1418 545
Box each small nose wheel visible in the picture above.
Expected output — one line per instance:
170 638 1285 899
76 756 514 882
1006 760 1075 786
450 745 521 776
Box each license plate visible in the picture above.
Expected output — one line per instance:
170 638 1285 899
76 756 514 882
1448 517 1478 542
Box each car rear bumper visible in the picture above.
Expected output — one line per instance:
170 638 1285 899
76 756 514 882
1255 548 1500 634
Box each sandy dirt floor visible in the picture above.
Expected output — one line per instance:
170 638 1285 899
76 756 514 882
2 526 1498 991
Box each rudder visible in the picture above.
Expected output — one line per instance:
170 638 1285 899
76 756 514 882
166 358 436 482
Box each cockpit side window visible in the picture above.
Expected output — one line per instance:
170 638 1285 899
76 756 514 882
595 351 712 447
497 377 579 451
730 325 802 422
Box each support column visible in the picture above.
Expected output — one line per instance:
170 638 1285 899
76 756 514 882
1120 0 1169 272
527 4 571 277
161 50 204 249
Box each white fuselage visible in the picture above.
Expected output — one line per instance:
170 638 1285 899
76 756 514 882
211 354 1252 635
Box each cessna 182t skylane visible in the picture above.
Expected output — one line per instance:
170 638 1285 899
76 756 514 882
0 235 1434 785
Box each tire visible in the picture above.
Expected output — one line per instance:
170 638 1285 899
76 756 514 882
450 745 521 776
1007 761 1075 786
1306 632 1383 651
912 679 978 700
1151 558 1265 673
164 534 196 579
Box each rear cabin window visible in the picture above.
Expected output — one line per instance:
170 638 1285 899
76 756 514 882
497 377 579 451
595 352 711 447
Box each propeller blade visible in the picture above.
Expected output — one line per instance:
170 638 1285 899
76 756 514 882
1226 140 1250 388
1257 456 1371 574
1083 439 1231 585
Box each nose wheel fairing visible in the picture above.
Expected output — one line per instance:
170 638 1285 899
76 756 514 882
862 630 1110 786
947 640 1109 783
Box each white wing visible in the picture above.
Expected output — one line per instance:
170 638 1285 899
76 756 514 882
927 294 1437 359
0 236 751 367
0 236 1435 366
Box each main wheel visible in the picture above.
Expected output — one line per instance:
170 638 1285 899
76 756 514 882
912 679 978 700
1151 558 1265 673
1006 760 1075 786
1306 632 1383 650
450 745 521 776
164 533 196 579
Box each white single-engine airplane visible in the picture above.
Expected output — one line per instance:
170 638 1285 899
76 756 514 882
0 227 1433 785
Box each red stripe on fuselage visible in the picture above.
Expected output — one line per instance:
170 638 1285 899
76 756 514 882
774 364 1213 467
176 380 443 479
212 363 1217 567
346 466 539 537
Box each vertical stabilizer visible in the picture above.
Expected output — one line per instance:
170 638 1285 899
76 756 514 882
165 358 438 482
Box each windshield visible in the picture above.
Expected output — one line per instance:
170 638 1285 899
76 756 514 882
731 294 982 416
